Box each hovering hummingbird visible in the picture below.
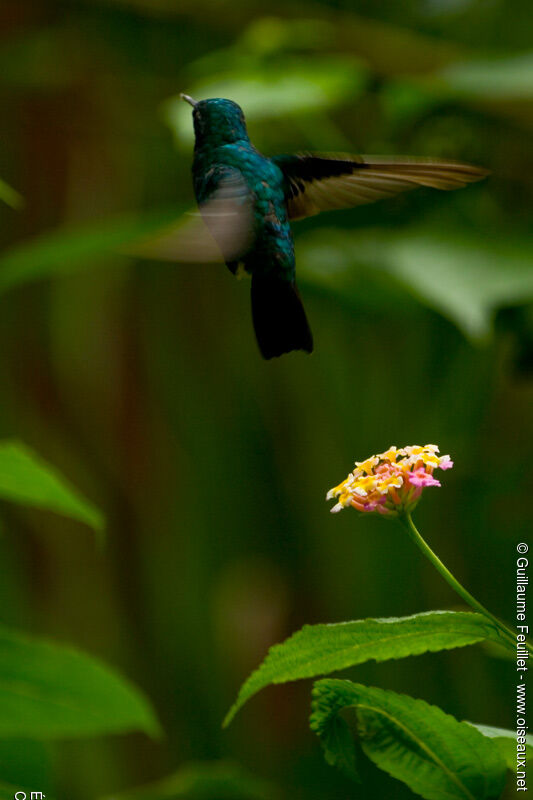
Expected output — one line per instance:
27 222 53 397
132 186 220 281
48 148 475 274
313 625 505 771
178 94 487 359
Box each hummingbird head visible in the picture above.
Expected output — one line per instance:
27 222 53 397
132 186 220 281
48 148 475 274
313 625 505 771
181 95 249 148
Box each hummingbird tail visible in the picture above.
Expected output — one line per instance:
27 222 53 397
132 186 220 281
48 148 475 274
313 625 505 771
251 275 313 359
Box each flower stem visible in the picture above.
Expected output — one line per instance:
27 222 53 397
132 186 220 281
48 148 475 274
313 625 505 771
400 512 530 655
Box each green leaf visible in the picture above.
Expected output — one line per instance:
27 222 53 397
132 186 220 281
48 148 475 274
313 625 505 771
468 722 533 771
102 760 275 800
224 611 497 726
0 178 23 210
311 680 507 800
0 440 103 533
0 624 160 739
299 227 533 341
0 208 180 295
319 714 359 782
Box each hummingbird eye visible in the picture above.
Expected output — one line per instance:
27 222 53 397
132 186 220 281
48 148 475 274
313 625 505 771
192 110 207 138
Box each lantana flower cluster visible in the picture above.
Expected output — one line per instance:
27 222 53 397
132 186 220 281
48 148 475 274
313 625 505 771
326 445 453 517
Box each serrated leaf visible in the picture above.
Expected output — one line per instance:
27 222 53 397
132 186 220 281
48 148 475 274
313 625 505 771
311 680 507 800
0 624 160 739
102 760 275 800
468 722 533 771
299 226 533 342
0 440 103 533
224 611 497 726
319 714 359 781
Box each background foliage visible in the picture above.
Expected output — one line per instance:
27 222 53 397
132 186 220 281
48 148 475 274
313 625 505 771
0 0 531 797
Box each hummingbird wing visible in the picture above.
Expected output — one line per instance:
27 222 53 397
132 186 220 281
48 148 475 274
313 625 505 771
272 154 489 220
130 171 254 263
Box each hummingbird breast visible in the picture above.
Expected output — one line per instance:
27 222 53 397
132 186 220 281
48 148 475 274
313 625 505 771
194 142 296 282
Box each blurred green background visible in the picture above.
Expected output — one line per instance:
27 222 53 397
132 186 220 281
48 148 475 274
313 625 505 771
0 0 532 797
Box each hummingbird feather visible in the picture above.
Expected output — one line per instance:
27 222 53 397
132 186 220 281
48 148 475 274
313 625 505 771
272 154 489 220
130 173 253 263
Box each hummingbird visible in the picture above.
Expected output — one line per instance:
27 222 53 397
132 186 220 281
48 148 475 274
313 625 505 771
179 94 488 359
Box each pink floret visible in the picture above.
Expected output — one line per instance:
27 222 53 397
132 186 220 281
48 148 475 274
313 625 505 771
439 456 454 470
408 468 441 488
364 499 380 511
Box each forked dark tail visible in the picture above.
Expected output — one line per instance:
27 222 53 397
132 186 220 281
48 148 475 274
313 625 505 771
251 275 313 359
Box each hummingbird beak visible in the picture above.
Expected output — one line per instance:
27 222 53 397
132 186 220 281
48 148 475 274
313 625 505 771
180 93 197 107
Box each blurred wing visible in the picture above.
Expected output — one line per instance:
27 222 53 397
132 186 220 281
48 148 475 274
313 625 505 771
272 153 489 220
130 174 254 263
